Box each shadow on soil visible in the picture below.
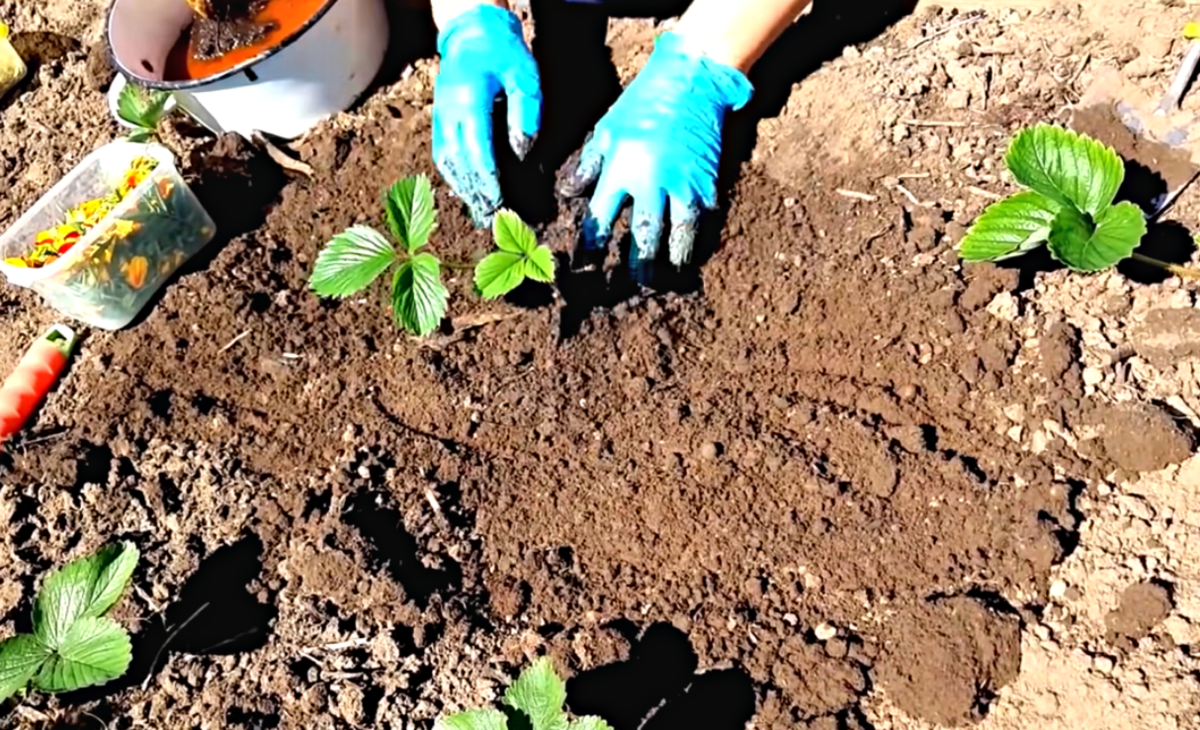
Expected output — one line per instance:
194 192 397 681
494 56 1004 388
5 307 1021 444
343 489 462 608
567 622 755 730
59 534 277 708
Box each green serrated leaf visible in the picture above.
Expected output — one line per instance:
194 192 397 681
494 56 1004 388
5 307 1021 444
1047 201 1146 272
475 251 527 300
958 191 1061 262
523 246 555 283
1005 124 1125 216
493 210 538 254
116 84 171 130
385 175 437 252
33 543 139 651
392 252 448 336
437 709 509 730
504 657 568 730
569 718 614 730
310 226 397 298
126 128 155 144
33 617 131 693
0 635 50 703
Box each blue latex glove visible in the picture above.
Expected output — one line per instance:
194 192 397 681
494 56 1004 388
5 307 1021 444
433 5 542 226
566 32 753 282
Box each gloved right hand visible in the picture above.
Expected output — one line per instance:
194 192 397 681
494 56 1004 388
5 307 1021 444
432 4 542 227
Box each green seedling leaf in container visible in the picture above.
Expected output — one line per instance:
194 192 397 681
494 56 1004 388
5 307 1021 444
33 617 131 693
116 84 171 132
1005 124 1125 216
476 210 556 299
437 710 509 730
0 635 50 703
310 225 397 298
33 542 138 650
958 191 1062 262
385 174 437 253
392 252 448 336
503 657 569 730
1048 201 1147 272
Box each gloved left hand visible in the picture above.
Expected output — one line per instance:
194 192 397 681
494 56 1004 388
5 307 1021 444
433 4 542 227
564 32 753 283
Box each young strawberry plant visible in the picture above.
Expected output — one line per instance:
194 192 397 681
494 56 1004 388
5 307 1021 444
116 84 173 144
0 542 139 703
310 175 554 336
436 657 611 730
958 123 1196 278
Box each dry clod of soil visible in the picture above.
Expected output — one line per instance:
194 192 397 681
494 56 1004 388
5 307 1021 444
1104 580 1174 651
1093 404 1196 473
877 596 1022 727
1130 308 1200 369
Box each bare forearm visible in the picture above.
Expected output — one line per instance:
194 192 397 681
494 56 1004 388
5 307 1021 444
431 0 508 30
673 0 813 73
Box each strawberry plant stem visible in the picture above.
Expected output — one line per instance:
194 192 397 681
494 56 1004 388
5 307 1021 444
1132 252 1200 280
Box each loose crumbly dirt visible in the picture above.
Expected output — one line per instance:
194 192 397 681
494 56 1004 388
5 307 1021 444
1 1 1199 730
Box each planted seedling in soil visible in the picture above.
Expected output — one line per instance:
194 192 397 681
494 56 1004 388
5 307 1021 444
958 123 1199 278
115 83 173 144
310 175 554 336
437 657 612 730
0 542 139 703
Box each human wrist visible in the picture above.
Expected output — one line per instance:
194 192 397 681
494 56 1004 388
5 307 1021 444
432 0 510 32
651 32 754 111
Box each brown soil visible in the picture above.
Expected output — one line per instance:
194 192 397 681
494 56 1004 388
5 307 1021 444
876 596 1022 727
2 2 1200 730
1104 580 1174 651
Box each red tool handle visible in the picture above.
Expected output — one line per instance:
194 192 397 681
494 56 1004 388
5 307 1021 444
0 324 77 444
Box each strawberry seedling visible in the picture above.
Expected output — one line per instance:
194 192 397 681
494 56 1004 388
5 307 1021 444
958 124 1197 278
310 174 554 336
116 84 173 144
436 657 612 730
0 542 139 703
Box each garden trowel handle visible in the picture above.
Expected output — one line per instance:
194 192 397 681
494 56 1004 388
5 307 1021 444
1158 36 1200 115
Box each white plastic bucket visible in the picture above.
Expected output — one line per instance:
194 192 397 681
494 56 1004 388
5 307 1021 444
106 0 389 140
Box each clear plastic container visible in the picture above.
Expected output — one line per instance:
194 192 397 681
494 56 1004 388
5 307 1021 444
0 141 216 330
0 22 26 98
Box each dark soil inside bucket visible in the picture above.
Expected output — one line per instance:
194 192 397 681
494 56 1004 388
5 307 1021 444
3 4 1198 730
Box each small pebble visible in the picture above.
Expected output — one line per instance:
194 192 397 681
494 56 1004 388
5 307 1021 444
699 442 720 460
1092 655 1116 674
814 622 837 641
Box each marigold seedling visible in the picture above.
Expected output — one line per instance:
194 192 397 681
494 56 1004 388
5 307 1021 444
0 542 139 702
436 657 612 730
958 124 1149 273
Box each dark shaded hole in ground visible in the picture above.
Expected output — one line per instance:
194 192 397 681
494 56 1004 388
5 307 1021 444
567 622 754 730
343 490 462 608
1121 220 1196 284
74 441 114 489
64 534 277 704
226 705 282 730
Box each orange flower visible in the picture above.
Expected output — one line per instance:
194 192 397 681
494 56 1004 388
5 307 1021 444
122 256 149 289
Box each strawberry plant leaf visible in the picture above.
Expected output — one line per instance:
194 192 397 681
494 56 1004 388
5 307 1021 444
475 252 527 300
33 543 138 651
504 657 568 730
436 710 508 730
310 225 396 298
523 246 556 284
1048 201 1146 272
385 175 437 253
126 128 155 144
958 191 1061 262
1005 124 1125 216
33 617 131 693
116 84 171 130
392 252 448 336
569 719 615 730
493 210 538 254
0 635 50 703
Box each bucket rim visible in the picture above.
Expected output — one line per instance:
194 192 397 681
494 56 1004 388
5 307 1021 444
105 0 340 90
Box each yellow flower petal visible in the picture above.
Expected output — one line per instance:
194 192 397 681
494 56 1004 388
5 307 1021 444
1186 22 1200 40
